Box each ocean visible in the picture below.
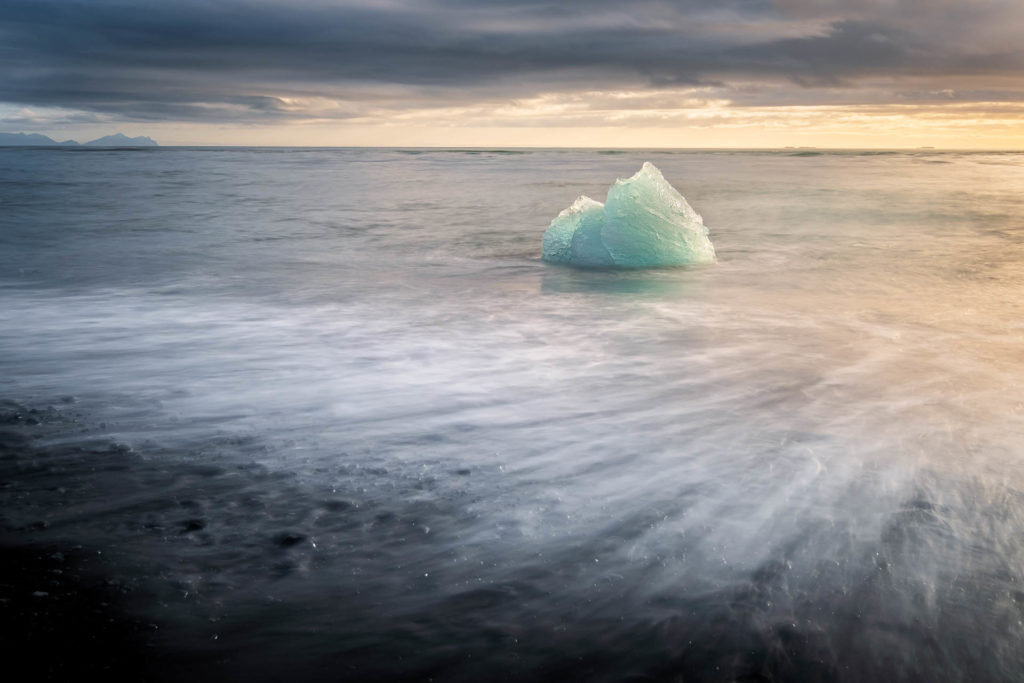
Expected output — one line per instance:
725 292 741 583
2 146 1024 681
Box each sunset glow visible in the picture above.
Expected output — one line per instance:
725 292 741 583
4 0 1024 147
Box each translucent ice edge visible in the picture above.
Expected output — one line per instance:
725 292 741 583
541 162 716 268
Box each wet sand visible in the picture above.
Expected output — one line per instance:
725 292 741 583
0 541 162 681
0 408 160 681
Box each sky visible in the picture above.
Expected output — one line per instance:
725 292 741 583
3 0 1024 147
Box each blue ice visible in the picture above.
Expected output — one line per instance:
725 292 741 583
542 162 716 268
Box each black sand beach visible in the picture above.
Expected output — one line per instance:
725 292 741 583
0 406 160 681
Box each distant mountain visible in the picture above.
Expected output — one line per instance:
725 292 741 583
0 132 76 146
0 131 158 147
84 133 158 147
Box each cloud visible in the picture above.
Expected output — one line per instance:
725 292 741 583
2 0 1024 127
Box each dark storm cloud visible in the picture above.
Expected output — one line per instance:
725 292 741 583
2 0 1024 123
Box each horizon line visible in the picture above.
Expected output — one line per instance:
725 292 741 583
4 143 1024 152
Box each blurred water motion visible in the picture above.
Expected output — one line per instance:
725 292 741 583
3 147 1024 681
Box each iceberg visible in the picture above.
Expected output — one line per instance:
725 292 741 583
541 162 715 268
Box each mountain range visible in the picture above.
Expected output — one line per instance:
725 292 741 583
0 132 158 147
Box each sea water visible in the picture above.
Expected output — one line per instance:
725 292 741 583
3 147 1024 681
